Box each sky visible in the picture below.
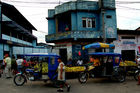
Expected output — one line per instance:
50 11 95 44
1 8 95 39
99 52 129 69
2 0 140 43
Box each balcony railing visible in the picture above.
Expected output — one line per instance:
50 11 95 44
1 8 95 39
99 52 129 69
46 31 102 42
2 34 32 46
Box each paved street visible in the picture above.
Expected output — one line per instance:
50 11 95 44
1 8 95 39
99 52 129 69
0 76 140 93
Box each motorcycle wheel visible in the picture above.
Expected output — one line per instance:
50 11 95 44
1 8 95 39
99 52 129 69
116 71 126 83
78 72 88 84
134 72 139 81
13 74 26 86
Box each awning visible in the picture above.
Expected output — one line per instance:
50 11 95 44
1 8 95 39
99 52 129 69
82 42 115 50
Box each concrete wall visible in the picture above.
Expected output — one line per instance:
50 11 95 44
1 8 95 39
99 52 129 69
0 4 1 39
76 11 99 31
113 35 140 55
55 1 98 15
52 43 72 60
12 46 50 55
71 12 77 31
104 10 117 38
48 19 56 35
47 0 117 40
0 44 4 60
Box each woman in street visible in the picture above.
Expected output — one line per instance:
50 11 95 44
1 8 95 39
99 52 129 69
11 55 17 75
57 58 70 92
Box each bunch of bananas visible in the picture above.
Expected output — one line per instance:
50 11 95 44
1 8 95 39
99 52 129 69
34 62 48 73
88 65 95 71
119 61 137 66
65 66 85 72
42 63 48 73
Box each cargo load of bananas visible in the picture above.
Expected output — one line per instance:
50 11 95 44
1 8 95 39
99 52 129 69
119 61 137 66
42 62 48 73
34 62 48 73
65 66 85 72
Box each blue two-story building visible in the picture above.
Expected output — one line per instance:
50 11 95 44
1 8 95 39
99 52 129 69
46 0 117 63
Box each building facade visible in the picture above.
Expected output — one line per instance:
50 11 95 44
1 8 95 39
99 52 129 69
113 29 140 61
46 0 117 63
0 2 38 60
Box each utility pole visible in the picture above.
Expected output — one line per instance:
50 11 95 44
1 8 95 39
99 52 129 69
100 0 106 43
102 9 106 43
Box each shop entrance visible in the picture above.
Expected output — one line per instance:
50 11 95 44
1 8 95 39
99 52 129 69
59 49 67 64
121 50 135 61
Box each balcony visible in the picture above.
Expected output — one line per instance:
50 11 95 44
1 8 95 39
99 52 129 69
55 1 98 15
2 34 33 46
45 31 102 42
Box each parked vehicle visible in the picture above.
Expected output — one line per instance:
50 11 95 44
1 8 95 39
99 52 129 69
13 53 60 87
78 43 126 83
78 52 126 83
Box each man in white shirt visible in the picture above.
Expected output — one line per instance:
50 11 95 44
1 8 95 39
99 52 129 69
4 54 12 78
16 56 23 73
57 58 70 92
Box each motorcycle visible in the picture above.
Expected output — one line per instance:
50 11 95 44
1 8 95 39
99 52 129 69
13 53 60 87
134 67 140 81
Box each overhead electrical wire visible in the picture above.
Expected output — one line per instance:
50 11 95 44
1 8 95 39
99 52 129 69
117 15 140 21
2 0 140 28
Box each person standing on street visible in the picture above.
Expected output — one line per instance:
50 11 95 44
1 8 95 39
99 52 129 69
57 58 70 92
11 55 17 75
16 56 23 73
4 54 12 78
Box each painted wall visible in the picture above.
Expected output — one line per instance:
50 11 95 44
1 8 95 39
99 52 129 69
104 10 117 38
47 0 117 40
52 43 72 60
76 11 99 31
71 12 77 31
99 9 117 39
13 46 49 55
48 19 56 35
55 1 98 15
113 35 140 55
0 44 4 60
0 4 1 39
32 39 37 47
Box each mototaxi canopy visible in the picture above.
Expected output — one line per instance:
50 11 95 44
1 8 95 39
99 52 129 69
82 42 115 50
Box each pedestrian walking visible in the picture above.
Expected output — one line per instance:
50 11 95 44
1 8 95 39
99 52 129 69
16 56 23 73
11 55 17 75
57 58 70 92
4 54 12 78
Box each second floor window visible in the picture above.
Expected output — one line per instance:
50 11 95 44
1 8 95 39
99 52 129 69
82 18 96 28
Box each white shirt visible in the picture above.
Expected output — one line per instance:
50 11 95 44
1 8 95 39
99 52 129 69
137 58 140 64
58 62 65 81
5 57 11 65
77 60 83 65
16 59 23 66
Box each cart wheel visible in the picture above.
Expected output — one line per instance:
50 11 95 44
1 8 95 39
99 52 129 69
13 74 26 86
78 72 88 84
134 71 140 81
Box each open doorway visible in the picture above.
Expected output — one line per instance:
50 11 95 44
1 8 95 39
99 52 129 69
59 49 67 64
121 50 135 61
